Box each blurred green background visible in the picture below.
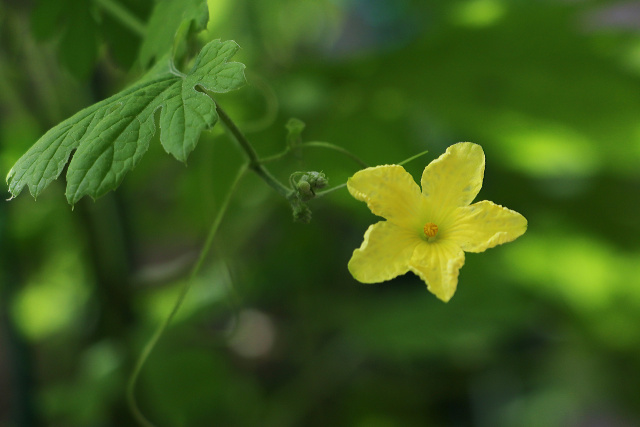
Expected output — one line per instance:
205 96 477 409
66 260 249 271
2 0 640 426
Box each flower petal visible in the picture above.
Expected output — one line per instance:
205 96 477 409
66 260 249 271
409 240 465 302
447 201 527 253
420 142 485 222
348 165 423 227
349 221 421 283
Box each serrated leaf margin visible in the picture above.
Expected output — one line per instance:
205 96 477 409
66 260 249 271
6 39 245 205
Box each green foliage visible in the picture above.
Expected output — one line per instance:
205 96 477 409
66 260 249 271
139 0 209 67
5 1 640 426
6 39 245 205
31 0 99 79
29 0 151 76
100 0 153 68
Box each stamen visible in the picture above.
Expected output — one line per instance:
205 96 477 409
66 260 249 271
423 222 438 238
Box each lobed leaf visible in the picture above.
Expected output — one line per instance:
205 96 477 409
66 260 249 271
6 39 245 205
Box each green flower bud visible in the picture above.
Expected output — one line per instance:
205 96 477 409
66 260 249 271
297 180 313 201
294 171 328 202
305 171 328 189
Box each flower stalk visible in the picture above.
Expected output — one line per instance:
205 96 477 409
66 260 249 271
215 103 291 199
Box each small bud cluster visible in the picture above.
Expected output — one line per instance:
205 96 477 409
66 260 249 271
289 171 328 223
296 171 328 201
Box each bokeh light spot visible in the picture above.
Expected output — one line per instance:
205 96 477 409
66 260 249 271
11 251 89 340
228 309 276 359
452 0 506 28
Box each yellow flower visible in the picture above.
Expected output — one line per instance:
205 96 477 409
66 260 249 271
348 142 527 302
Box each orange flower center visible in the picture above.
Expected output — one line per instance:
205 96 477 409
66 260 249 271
423 222 438 238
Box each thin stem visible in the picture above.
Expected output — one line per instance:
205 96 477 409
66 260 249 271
259 142 369 169
315 150 430 199
190 164 248 276
301 142 369 168
216 103 292 199
258 149 290 164
127 164 248 427
168 60 187 79
315 182 347 198
94 0 146 37
397 149 429 166
241 71 280 134
215 104 260 165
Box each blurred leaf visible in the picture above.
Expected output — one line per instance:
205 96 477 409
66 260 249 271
7 39 245 204
139 0 209 67
40 341 124 424
100 0 151 68
144 348 263 425
30 0 66 40
335 286 531 362
58 3 99 79
0 113 42 174
30 0 99 79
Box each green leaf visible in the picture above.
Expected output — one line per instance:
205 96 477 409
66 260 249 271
6 39 245 205
30 0 66 40
30 0 99 80
139 0 209 67
100 0 152 69
58 2 99 79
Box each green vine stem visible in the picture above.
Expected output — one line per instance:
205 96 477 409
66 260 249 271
126 163 248 427
260 141 369 168
316 149 430 198
215 103 292 199
315 182 347 198
300 142 369 168
397 149 429 166
240 71 280 134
